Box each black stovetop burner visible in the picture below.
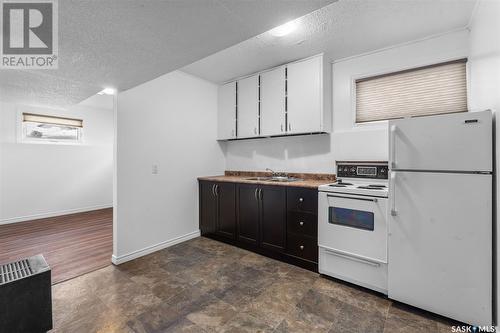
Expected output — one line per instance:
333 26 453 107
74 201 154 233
329 182 353 187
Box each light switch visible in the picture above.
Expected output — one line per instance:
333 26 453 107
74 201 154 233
152 164 158 175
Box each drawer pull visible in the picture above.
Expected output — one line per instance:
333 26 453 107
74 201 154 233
324 248 380 267
299 221 304 226
299 245 304 250
299 198 303 202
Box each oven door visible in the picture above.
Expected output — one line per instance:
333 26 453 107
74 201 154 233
318 192 387 263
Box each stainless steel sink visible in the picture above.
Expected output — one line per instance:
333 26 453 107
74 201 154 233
245 176 303 182
245 177 273 181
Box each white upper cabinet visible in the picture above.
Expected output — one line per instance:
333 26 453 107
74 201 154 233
260 66 285 136
216 53 330 140
237 75 260 138
287 55 323 134
217 81 236 140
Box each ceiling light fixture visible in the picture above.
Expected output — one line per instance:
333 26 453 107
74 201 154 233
269 20 298 37
98 88 116 95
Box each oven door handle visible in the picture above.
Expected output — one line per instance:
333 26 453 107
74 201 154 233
327 194 378 203
323 248 381 267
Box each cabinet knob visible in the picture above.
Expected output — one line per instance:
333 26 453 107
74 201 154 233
299 198 303 202
300 245 304 250
254 127 257 134
299 221 304 226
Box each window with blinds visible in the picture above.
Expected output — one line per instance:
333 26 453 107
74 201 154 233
355 59 467 123
22 113 83 143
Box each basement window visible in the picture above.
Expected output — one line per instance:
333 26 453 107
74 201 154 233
22 113 83 144
355 59 468 123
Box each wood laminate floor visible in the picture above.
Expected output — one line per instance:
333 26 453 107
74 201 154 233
0 208 112 284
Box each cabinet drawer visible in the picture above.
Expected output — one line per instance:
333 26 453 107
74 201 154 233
286 233 318 263
287 188 318 213
287 212 317 238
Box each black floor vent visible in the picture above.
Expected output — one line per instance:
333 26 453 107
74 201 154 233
0 254 52 333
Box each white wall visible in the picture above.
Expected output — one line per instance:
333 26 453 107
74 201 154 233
114 70 224 262
467 0 500 324
224 29 469 173
0 101 114 223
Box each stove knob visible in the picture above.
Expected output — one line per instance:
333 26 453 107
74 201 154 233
350 167 356 173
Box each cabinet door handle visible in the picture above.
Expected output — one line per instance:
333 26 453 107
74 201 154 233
281 124 283 132
215 184 219 196
299 197 303 202
254 188 259 201
300 245 304 250
299 221 304 226
289 123 291 131
211 184 216 196
259 188 263 200
254 127 257 135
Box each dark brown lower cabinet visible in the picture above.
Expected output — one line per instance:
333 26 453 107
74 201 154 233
259 185 286 252
199 181 217 235
199 181 236 240
199 180 318 272
236 184 259 246
285 188 319 264
215 182 236 239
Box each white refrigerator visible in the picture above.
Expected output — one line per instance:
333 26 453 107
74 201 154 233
388 110 493 326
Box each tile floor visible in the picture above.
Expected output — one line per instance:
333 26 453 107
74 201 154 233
51 237 460 332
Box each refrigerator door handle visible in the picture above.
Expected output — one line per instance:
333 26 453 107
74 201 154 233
390 172 397 216
390 125 397 169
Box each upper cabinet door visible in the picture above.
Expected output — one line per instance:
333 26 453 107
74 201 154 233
261 67 286 136
287 56 322 134
237 75 260 138
218 82 236 140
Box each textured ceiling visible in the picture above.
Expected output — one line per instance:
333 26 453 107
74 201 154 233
0 0 334 107
78 94 113 110
182 0 477 84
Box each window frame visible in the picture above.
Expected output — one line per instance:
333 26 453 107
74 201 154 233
351 57 470 128
18 111 84 145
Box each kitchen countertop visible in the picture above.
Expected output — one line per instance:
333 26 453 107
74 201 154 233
198 170 336 189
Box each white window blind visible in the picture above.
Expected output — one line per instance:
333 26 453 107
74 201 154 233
23 113 83 127
355 59 467 123
22 113 83 143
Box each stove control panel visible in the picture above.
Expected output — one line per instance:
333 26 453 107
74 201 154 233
336 162 388 179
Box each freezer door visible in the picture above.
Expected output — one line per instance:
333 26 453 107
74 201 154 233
388 171 492 326
389 110 492 172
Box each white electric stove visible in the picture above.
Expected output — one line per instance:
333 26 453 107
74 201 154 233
318 161 389 294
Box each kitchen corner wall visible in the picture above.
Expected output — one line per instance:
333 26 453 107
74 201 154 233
224 29 469 173
467 0 500 324
0 102 113 223
114 71 224 263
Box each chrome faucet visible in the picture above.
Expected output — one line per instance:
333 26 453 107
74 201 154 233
266 168 287 178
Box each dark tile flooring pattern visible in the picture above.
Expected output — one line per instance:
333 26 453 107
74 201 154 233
51 237 459 332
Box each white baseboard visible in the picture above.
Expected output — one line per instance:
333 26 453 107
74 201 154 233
111 230 201 265
0 204 113 225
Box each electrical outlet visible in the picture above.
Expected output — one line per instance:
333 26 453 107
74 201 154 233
152 164 158 175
